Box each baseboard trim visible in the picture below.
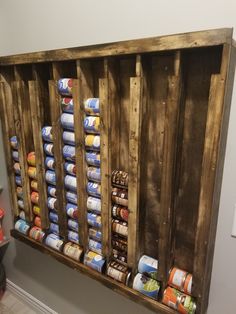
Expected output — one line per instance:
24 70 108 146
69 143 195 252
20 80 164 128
6 279 58 314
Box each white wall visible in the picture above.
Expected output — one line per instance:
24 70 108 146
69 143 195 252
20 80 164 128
0 1 236 313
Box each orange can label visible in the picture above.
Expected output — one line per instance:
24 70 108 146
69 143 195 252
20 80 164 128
31 192 39 205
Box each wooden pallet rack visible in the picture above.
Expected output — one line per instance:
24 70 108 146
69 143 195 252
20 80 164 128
0 28 235 314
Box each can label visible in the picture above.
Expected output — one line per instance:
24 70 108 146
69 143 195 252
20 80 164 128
88 228 102 241
48 186 57 197
87 213 101 229
45 233 63 251
63 131 75 145
31 180 38 191
10 136 18 149
61 113 74 130
27 152 36 166
45 170 56 185
61 97 74 113
44 143 54 156
28 166 37 179
15 219 30 235
42 126 53 142
29 226 45 242
13 162 21 175
133 273 160 300
58 78 73 96
111 170 128 188
85 152 100 167
112 219 128 237
49 222 59 235
112 249 127 264
17 199 24 209
85 135 100 151
68 230 79 244
111 188 128 207
16 187 23 199
19 210 25 220
45 157 55 170
84 116 100 134
107 261 130 285
84 98 99 116
84 250 105 273
112 205 129 222
184 274 193 295
168 267 192 295
63 145 75 161
87 167 101 182
63 242 83 261
47 197 58 210
66 191 77 204
66 203 79 219
87 196 101 213
88 239 102 255
68 218 79 231
138 255 158 280
12 150 19 161
112 235 127 252
49 211 58 223
34 216 41 228
15 175 22 186
87 182 101 198
31 191 39 205
64 162 76 176
33 205 40 216
65 175 77 191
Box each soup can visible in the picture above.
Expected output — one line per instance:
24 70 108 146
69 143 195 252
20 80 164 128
61 113 74 130
68 219 79 232
61 97 74 113
84 116 100 134
112 235 127 252
68 230 79 244
107 261 131 285
33 205 40 216
27 152 36 166
10 136 18 149
87 167 101 182
58 78 73 96
29 226 45 242
34 216 41 228
112 219 128 237
19 210 25 220
87 213 101 229
28 166 37 179
111 188 128 207
63 242 83 261
87 196 101 213
84 250 105 273
162 287 196 314
85 152 100 167
16 186 23 199
44 143 54 156
45 157 55 170
13 162 21 175
111 170 128 188
31 191 39 205
42 126 53 142
12 150 19 161
48 186 57 197
88 238 102 255
65 175 77 192
47 197 58 210
138 255 158 280
66 191 77 204
49 211 58 223
15 219 30 235
85 135 100 151
45 233 63 252
17 199 24 209
15 175 22 186
63 145 75 161
66 203 79 219
64 162 76 176
168 267 192 295
112 249 127 264
88 228 102 242
49 222 59 235
112 205 129 222
84 98 99 116
133 273 160 300
87 182 101 198
63 131 75 146
31 180 38 191
45 170 56 185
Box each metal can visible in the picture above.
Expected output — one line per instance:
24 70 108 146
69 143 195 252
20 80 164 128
31 180 38 191
10 136 18 149
13 162 21 175
64 162 76 176
84 116 100 134
12 150 19 161
107 261 131 285
112 249 127 264
87 213 101 229
29 226 45 242
68 230 79 244
61 113 74 130
66 203 79 219
84 98 99 116
33 205 40 216
133 273 160 300
68 219 78 232
65 175 77 191
15 175 22 186
47 197 58 210
61 97 74 113
111 170 128 188
88 238 102 255
42 126 53 142
17 199 24 209
45 233 63 252
184 274 193 295
63 131 75 146
34 216 41 228
66 191 77 204
85 135 100 151
15 219 30 235
16 186 23 199
87 182 101 198
48 186 57 197
28 166 37 179
49 211 58 223
45 157 55 170
83 250 105 273
27 152 36 166
111 188 128 207
162 287 196 314
85 152 100 167
88 228 102 242
112 219 128 237
112 235 127 252
44 143 54 156
87 167 101 182
112 205 129 222
19 210 25 220
45 170 56 186
168 267 192 295
63 242 83 261
138 255 158 280
58 78 73 96
49 222 59 235
31 191 39 205
63 145 75 161
87 196 101 213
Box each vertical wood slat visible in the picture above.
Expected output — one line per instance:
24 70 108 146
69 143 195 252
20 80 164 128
48 80 67 239
0 82 19 218
28 81 49 229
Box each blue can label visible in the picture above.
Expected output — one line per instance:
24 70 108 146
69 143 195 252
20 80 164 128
61 97 74 113
44 143 54 156
87 167 101 182
88 239 102 255
68 230 79 244
49 223 59 235
42 126 53 142
87 182 101 198
61 113 74 130
48 186 57 197
84 251 105 273
85 152 100 167
15 219 30 235
63 131 75 146
87 196 101 213
88 228 102 241
68 219 79 232
87 213 102 229
66 203 79 219
84 116 100 134
65 175 77 192
138 255 158 280
58 78 73 96
45 157 55 170
12 150 19 161
66 191 77 204
47 197 57 210
64 162 76 176
84 98 99 116
45 233 63 251
45 170 56 185
15 175 22 186
63 145 75 161
10 136 18 149
49 211 58 223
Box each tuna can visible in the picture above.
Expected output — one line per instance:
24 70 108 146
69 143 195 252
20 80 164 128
49 211 58 223
111 170 128 188
87 196 101 213
64 162 76 176
45 170 56 185
61 113 74 130
68 219 78 232
84 116 100 134
85 152 100 167
48 186 57 197
112 235 127 252
84 98 99 116
68 230 79 244
29 226 45 242
168 267 192 295
61 97 74 113
49 222 59 235
58 78 73 96
112 205 129 222
112 249 127 264
63 131 75 146
15 219 30 235
88 228 102 242
28 166 37 179
111 188 128 207
138 255 158 280
34 216 41 228
162 287 196 314
87 213 101 229
107 261 131 285
16 186 23 199
85 135 100 151
31 191 39 205
13 162 21 175
45 157 55 170
19 210 25 220
10 136 18 149
45 233 63 252
31 180 38 191
27 152 36 166
12 150 19 161
44 143 54 156
15 175 22 186
17 199 24 209
87 167 101 182
88 238 102 255
133 273 160 300
87 182 101 198
84 250 105 273
47 197 58 210
33 205 40 216
65 175 77 192
66 203 79 219
63 242 83 261
42 126 53 142
112 219 128 237
66 191 77 204
63 145 75 161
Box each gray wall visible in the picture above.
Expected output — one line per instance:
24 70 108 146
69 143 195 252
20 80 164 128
0 1 236 313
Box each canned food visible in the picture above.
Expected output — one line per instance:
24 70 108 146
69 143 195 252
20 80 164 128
15 219 30 235
107 261 131 285
64 162 76 176
84 98 99 116
45 233 63 252
34 216 41 228
44 143 54 156
87 182 101 198
68 230 79 244
111 170 128 188
31 180 38 191
61 97 74 113
168 267 192 295
66 191 77 204
162 287 196 314
49 211 58 223
17 199 24 209
88 238 102 255
112 235 127 252
45 157 55 170
85 135 100 151
112 205 129 222
42 126 53 142
48 186 57 197
184 274 193 295
13 162 21 175
138 255 158 280
112 219 128 237
47 197 58 210
87 167 101 182
15 175 22 186
84 250 105 273
87 213 101 229
63 131 75 146
87 196 101 213
63 242 83 261
133 273 160 300
65 175 77 192
19 210 25 220
85 152 100 167
10 136 18 149
88 228 102 242
28 166 37 179
45 170 56 185
33 205 40 216
111 188 128 207
58 78 73 96
29 226 45 242
61 113 74 130
84 116 100 134
112 249 127 264
16 186 23 199
27 152 36 166
12 150 19 161
66 203 79 219
49 222 59 235
68 219 78 232
63 145 75 161
31 191 39 205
